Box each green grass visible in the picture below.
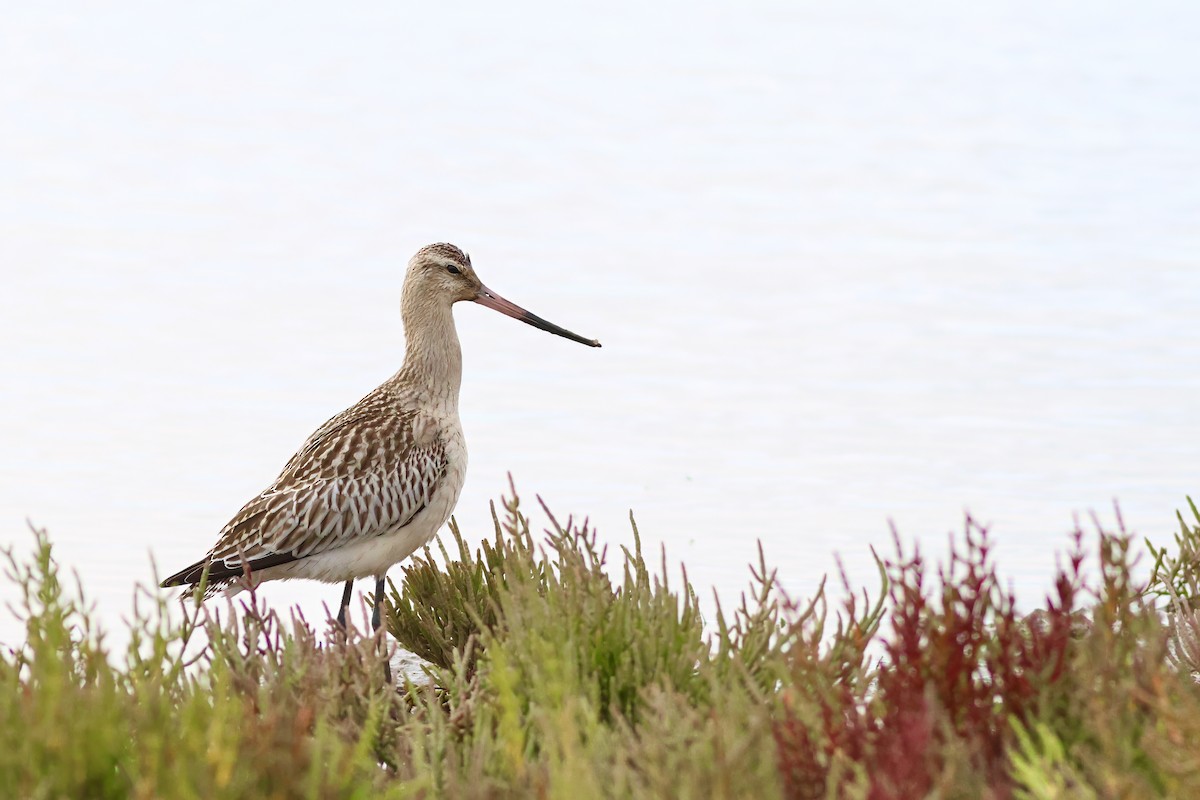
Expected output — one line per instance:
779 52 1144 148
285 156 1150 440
5 487 1200 798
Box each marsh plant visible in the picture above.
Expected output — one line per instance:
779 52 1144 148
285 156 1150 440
5 488 1200 798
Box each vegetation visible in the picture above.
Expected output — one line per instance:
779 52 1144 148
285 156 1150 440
5 486 1200 798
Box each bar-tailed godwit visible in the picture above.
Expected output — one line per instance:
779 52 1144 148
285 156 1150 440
161 243 600 640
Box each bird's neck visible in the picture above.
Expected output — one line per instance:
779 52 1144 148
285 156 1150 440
393 298 462 410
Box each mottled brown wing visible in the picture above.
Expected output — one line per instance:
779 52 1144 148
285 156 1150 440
166 399 447 586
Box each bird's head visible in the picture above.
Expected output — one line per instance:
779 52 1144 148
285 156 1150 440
406 242 481 303
404 243 601 347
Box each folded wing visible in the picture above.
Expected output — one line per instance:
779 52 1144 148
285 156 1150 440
161 395 446 589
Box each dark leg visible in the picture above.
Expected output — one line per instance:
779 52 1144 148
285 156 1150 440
371 575 385 633
335 579 353 630
373 574 392 684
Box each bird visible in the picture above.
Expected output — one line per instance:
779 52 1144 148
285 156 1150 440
160 242 600 650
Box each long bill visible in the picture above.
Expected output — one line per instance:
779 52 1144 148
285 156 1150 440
474 285 601 348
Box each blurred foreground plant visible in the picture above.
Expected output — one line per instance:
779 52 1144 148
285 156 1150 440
1 526 407 799
5 489 1200 798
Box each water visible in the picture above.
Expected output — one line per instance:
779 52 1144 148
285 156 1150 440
2 2 1198 644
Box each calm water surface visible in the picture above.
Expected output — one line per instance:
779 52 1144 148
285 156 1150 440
2 1 1198 643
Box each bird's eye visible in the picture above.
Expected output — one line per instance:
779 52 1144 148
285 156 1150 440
446 264 461 275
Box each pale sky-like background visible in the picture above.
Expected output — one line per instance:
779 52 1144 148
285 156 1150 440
2 1 1198 644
